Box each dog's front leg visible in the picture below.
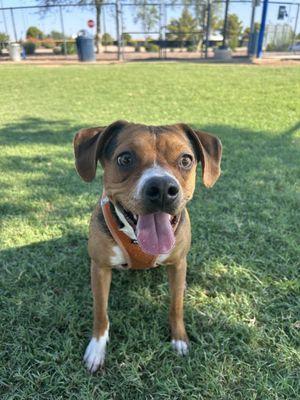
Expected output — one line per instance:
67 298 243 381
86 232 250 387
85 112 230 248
167 258 189 355
84 261 112 372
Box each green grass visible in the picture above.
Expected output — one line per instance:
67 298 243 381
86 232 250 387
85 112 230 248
0 63 299 399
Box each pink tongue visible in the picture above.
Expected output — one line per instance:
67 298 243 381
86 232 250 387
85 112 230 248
136 212 175 255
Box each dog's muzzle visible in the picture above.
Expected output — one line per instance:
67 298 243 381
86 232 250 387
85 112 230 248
141 176 180 214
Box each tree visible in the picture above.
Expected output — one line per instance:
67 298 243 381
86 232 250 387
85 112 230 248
37 0 105 53
121 33 132 45
219 13 243 50
242 23 260 42
0 32 9 43
0 33 9 55
134 1 159 33
49 30 65 40
26 26 44 39
167 8 199 49
134 0 222 52
102 32 114 46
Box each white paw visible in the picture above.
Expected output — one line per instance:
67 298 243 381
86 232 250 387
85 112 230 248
83 329 109 372
171 339 189 356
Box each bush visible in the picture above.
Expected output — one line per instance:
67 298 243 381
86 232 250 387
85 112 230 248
49 30 64 40
187 45 197 52
60 42 76 55
134 44 141 52
102 33 114 46
130 40 137 47
266 41 290 52
0 33 9 55
23 41 36 55
53 46 61 55
42 38 55 49
145 42 159 53
0 32 9 44
229 37 239 51
121 33 132 45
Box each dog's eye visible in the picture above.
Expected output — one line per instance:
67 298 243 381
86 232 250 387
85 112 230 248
117 152 133 167
179 154 193 170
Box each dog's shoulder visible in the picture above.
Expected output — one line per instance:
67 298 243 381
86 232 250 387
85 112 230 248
88 202 116 267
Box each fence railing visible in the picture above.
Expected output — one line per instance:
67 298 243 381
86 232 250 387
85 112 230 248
0 0 299 60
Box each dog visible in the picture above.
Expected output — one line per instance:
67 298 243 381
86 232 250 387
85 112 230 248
73 120 222 372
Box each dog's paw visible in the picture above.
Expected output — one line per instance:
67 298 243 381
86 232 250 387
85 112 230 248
83 330 109 373
171 339 189 356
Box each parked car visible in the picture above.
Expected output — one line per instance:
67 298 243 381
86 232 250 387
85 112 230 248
288 41 300 52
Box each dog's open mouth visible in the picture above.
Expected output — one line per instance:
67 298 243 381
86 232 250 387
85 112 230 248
117 203 178 255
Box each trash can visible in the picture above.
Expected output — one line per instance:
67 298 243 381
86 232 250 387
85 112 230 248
9 43 21 62
76 30 95 62
248 32 259 56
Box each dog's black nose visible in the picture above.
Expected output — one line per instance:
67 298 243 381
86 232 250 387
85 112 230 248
142 176 180 211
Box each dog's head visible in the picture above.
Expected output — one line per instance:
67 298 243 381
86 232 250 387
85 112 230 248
74 121 222 255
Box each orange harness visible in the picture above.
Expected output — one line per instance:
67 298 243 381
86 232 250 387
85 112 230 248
101 193 180 270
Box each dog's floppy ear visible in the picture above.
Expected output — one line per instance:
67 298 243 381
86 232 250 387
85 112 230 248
73 120 128 182
179 124 222 188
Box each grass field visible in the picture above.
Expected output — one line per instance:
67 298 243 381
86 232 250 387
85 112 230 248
0 63 299 399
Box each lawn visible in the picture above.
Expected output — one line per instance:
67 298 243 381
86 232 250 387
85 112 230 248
0 63 299 400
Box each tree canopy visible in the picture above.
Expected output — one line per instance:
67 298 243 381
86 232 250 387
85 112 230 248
26 26 44 39
219 13 243 50
167 8 199 47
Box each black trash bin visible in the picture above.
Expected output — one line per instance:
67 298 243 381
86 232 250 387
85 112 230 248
76 30 95 62
248 32 259 56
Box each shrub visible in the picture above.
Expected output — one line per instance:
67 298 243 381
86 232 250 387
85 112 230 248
0 32 9 43
145 42 159 53
187 45 197 52
42 38 55 49
266 41 290 52
60 42 76 55
24 37 41 48
102 33 114 46
134 44 141 52
121 33 132 45
23 41 36 55
229 37 239 51
49 30 64 40
53 46 61 55
0 33 9 55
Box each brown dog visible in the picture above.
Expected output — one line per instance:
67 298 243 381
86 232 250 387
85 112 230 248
73 121 222 372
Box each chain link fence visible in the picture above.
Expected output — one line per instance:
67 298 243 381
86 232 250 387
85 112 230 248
0 0 299 61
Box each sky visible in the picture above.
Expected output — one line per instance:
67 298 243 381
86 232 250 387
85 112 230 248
0 0 299 41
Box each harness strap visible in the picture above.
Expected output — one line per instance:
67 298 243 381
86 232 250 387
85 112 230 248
101 192 181 270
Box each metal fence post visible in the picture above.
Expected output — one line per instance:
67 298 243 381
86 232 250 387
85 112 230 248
248 1 257 56
159 0 163 59
164 2 167 59
0 0 8 37
292 4 300 49
256 0 269 58
115 1 122 60
10 8 17 42
205 1 211 59
59 5 67 58
222 0 230 48
120 2 125 60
